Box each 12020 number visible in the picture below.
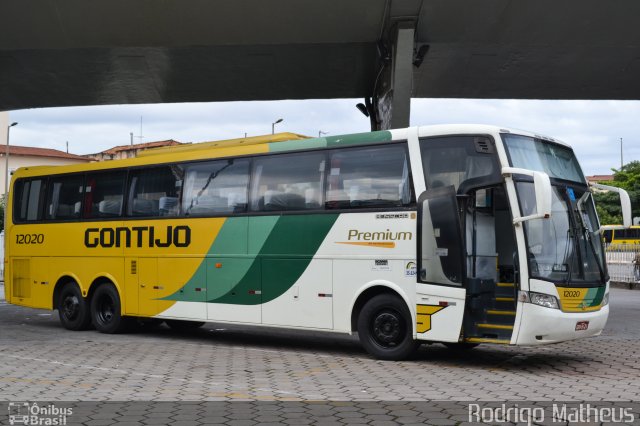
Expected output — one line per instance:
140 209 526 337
16 233 44 244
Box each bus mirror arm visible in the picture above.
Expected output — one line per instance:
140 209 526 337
502 167 552 224
589 183 632 229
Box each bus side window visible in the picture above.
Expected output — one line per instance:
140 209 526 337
13 179 46 222
182 159 250 216
128 166 183 217
250 152 325 212
603 229 612 244
83 171 126 219
45 175 84 220
326 144 412 209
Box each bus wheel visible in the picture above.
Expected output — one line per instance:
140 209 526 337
57 282 92 331
90 283 130 334
165 320 205 330
357 294 418 361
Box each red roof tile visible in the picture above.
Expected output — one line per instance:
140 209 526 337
586 174 614 181
100 140 181 155
4 145 91 161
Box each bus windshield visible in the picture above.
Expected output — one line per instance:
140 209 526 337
514 173 607 284
503 134 585 183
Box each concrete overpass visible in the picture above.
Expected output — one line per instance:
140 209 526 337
2 0 640 129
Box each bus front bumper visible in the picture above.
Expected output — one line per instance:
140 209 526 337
515 302 609 345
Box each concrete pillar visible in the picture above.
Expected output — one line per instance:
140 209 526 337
373 22 415 130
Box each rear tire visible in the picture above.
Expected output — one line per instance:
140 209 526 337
57 282 92 331
90 283 131 334
165 320 205 331
357 294 418 360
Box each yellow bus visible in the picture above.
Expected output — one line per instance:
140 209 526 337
603 226 640 244
5 125 629 360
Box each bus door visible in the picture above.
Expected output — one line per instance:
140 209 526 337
416 187 466 342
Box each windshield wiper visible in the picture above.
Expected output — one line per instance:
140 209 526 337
185 160 233 215
561 188 592 284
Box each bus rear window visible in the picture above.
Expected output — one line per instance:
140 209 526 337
13 179 46 222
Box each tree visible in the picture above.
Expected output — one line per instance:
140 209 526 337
593 161 640 225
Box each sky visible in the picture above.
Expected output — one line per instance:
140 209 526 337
7 98 640 176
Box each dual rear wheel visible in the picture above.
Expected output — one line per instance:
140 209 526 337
57 281 203 334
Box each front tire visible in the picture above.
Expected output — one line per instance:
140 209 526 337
357 294 418 360
57 282 92 331
90 283 130 334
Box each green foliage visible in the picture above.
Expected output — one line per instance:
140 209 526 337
594 161 640 225
594 192 622 225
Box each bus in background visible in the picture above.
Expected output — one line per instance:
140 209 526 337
603 226 640 244
4 125 632 360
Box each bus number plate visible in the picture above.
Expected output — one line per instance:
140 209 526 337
575 321 589 331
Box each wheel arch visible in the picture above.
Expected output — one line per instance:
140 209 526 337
52 273 83 309
349 281 414 333
86 274 123 307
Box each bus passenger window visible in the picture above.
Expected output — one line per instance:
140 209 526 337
46 175 84 220
420 136 500 194
326 144 412 209
13 179 46 222
182 159 249 216
128 166 183 217
84 171 126 218
250 152 325 212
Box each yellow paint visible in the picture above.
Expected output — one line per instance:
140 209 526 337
557 287 602 313
416 304 445 333
335 241 396 248
486 310 516 316
464 337 510 344
137 132 310 157
476 323 514 330
6 217 226 316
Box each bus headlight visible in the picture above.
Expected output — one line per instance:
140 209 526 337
602 292 609 307
529 292 560 309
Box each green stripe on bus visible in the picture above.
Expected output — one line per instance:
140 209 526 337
268 131 393 153
163 214 339 305
586 286 605 306
208 214 339 305
326 131 392 147
162 216 278 302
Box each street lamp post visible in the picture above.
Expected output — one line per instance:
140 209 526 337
272 118 283 135
5 122 17 198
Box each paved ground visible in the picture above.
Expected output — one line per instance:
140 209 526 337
0 286 639 424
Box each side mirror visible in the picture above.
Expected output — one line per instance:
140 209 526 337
502 167 552 224
589 183 632 229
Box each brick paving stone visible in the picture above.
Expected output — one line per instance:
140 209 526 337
1 289 639 425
